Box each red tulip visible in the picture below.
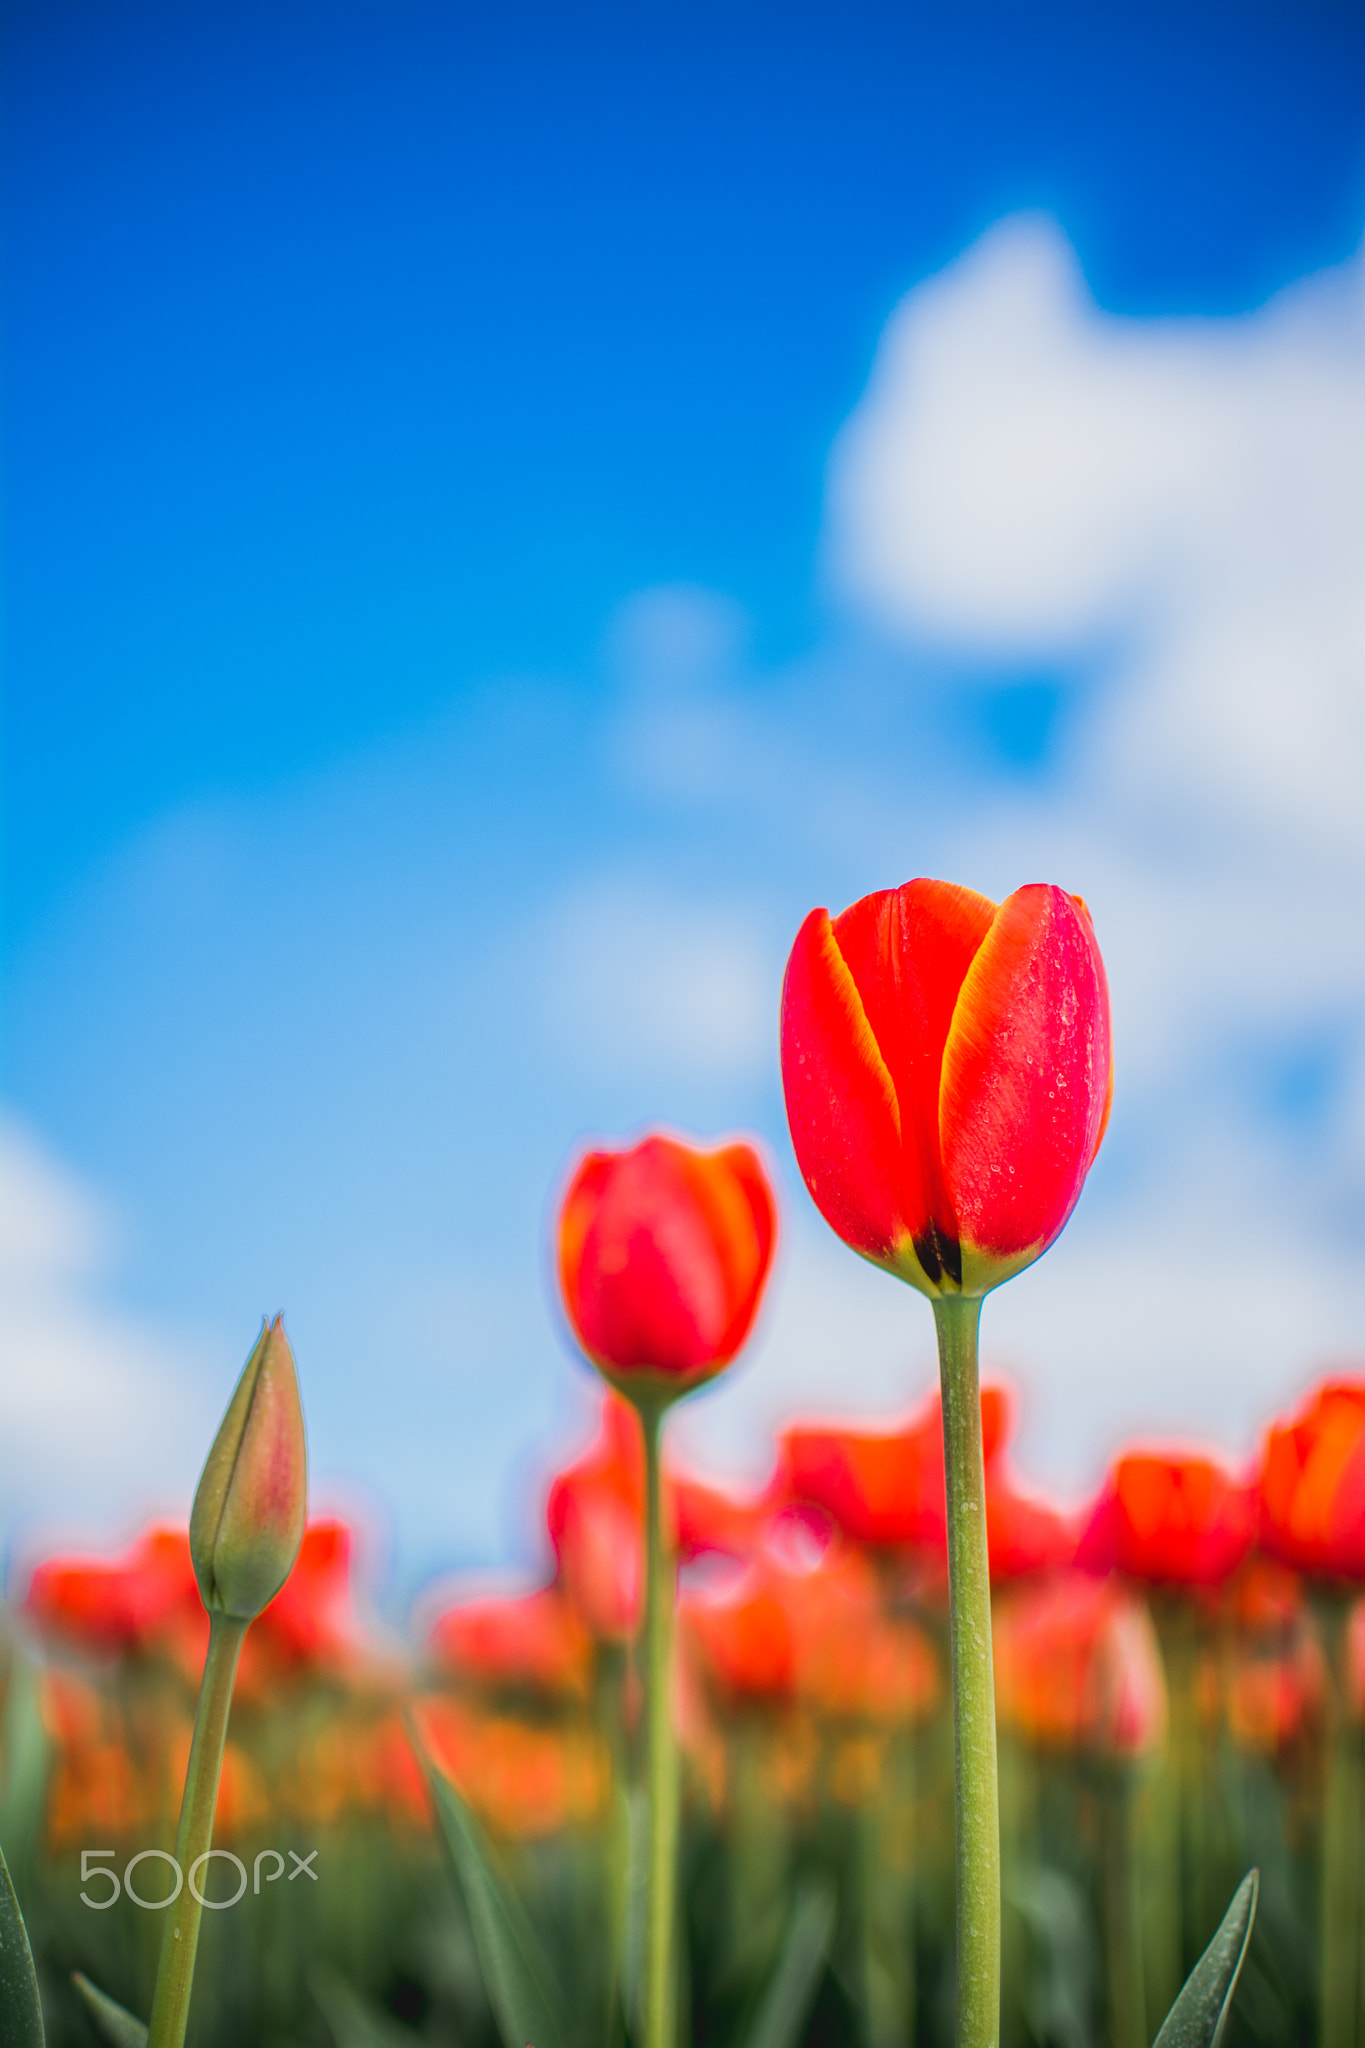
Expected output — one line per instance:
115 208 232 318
25 1519 363 1686
1257 1379 1365 1580
984 1465 1078 1582
558 1131 777 1397
682 1541 938 1723
672 1473 764 1564
776 1387 1011 1551
430 1586 592 1701
776 1384 1070 1581
781 878 1112 1297
27 1525 207 1672
546 1396 645 1640
1077 1451 1255 1588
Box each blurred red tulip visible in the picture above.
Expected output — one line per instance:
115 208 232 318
558 1131 777 1396
781 879 1111 1298
994 1572 1166 1757
984 1464 1077 1580
672 1472 764 1564
776 1383 1070 1580
429 1585 592 1701
27 1526 208 1675
547 1395 645 1639
26 1519 361 1686
1258 1379 1365 1579
776 1387 1010 1550
682 1540 938 1724
1077 1451 1255 1588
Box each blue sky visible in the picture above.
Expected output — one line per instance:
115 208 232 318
5 0 1365 1608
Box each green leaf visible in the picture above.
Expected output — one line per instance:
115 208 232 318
0 1844 43 2047
311 1964 424 2047
70 1974 147 2048
739 1878 837 2048
1151 1871 1259 2048
422 1755 569 2048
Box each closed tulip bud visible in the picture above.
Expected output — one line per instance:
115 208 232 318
781 878 1112 1297
190 1316 307 1621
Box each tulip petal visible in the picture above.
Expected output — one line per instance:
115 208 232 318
698 1143 778 1362
559 1137 775 1381
780 905 908 1269
782 885 995 1288
940 884 1111 1290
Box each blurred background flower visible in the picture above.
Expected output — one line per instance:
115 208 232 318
3 0 1364 1609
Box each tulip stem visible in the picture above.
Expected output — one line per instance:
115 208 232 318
933 1293 1000 2048
637 1394 679 2048
146 1611 248 2048
1317 1595 1361 2048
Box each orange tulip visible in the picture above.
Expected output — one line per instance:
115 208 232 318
683 1540 938 1724
781 879 1111 1297
994 1572 1166 1757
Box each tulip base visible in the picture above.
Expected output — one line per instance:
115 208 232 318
933 1293 1001 2048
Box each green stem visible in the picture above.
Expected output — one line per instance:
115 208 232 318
639 1396 679 2048
1317 1596 1361 2048
1103 1765 1146 2048
146 1612 248 2048
933 1293 1000 2048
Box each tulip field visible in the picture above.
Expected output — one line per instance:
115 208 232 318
0 879 1358 2048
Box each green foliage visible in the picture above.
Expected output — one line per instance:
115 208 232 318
0 1845 44 2048
1151 1872 1258 2048
738 1877 836 2048
311 1964 423 2046
70 1975 147 2048
424 1761 571 2048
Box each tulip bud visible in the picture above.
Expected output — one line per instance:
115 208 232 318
190 1316 307 1621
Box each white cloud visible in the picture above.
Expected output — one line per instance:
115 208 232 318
663 214 1365 1498
827 214 1365 855
0 1116 211 1561
533 876 777 1084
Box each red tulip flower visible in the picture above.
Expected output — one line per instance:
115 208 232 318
558 1131 777 1398
547 1394 646 1641
776 1386 1011 1551
27 1525 208 1675
1258 1379 1365 1581
556 1133 776 2048
776 1386 1071 1582
781 878 1112 1297
430 1586 592 1702
781 875 1111 2048
1078 1451 1255 1589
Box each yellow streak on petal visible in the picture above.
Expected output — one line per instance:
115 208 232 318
813 911 901 1145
